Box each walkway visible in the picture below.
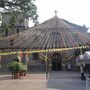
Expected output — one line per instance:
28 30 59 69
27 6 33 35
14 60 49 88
0 71 87 90
48 71 86 90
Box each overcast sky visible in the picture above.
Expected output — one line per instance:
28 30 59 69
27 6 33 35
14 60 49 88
35 0 90 32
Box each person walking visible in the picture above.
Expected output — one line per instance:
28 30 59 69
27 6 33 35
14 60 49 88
80 64 86 80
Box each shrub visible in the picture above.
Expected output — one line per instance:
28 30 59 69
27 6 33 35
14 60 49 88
8 61 22 73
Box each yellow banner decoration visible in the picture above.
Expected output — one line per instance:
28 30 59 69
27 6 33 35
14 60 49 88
0 46 90 56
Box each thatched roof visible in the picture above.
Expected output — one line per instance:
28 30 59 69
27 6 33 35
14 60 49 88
0 16 90 50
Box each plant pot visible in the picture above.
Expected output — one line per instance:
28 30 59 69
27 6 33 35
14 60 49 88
12 72 14 79
20 71 24 76
14 72 20 79
20 71 26 76
24 71 26 76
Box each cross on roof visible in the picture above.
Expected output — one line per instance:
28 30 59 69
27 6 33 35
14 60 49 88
54 10 58 16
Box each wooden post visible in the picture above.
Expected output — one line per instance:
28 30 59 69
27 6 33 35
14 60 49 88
25 50 29 70
22 49 27 65
79 44 83 55
18 50 22 63
80 47 83 55
45 52 48 79
0 50 1 68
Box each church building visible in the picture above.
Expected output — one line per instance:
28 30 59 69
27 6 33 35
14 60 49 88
0 14 90 71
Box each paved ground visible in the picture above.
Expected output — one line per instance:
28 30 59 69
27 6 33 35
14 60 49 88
48 71 87 90
0 71 88 90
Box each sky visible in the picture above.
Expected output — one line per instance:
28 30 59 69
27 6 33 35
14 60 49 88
34 0 90 32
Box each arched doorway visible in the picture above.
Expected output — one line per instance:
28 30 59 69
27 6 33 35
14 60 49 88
52 53 62 71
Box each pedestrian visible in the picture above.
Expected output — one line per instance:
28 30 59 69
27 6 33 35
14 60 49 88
80 64 86 80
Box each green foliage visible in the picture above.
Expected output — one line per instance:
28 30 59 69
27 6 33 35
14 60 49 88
8 61 22 73
1 11 18 35
0 0 38 22
8 61 27 73
20 64 27 71
0 0 38 36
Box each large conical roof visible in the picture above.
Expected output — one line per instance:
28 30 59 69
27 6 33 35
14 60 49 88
0 16 90 50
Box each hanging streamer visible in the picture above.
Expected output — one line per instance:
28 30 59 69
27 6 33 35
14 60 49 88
0 46 90 56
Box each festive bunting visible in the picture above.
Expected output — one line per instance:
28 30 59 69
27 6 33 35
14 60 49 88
0 46 90 56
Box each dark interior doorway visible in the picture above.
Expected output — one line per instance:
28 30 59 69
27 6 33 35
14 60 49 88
52 53 62 71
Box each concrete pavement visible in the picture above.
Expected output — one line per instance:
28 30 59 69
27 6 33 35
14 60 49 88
0 71 87 90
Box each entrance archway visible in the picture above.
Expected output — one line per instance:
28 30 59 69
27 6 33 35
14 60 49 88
52 53 62 71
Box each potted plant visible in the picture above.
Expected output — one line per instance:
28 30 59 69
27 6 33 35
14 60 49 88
8 61 22 79
20 64 27 76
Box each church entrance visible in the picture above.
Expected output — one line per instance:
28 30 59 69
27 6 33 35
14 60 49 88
52 53 62 71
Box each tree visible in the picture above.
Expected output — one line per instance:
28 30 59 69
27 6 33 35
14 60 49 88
0 0 38 21
0 0 38 36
